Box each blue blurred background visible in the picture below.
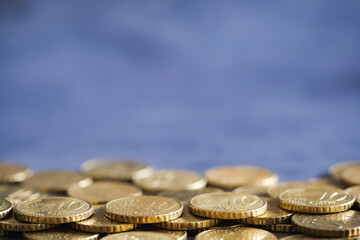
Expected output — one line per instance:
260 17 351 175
0 0 359 181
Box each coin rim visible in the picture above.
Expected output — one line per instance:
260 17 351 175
0 199 12 220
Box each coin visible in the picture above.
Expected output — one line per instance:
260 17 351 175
0 199 12 219
71 205 136 233
233 186 269 196
205 166 278 189
357 195 360 209
0 185 45 205
23 171 92 193
329 161 360 181
345 185 360 198
341 166 360 186
133 170 207 193
0 211 55 231
105 196 183 223
309 176 344 188
80 159 153 181
281 234 358 239
23 228 99 240
14 196 94 224
194 226 277 240
100 231 177 240
67 181 142 204
137 225 187 240
279 188 355 213
240 198 293 225
154 203 219 230
189 192 267 219
158 187 223 203
0 162 33 183
292 210 360 237
262 223 296 233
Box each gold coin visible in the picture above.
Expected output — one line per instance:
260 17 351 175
67 181 142 204
100 231 177 240
189 192 267 219
233 186 269 196
0 199 12 219
0 211 55 232
205 166 278 189
23 228 99 240
329 161 360 181
267 181 337 199
345 185 360 198
158 187 223 203
281 234 358 239
341 166 360 186
279 188 355 213
133 170 207 193
80 159 153 181
154 203 219 230
24 171 92 193
357 195 360 208
105 196 183 224
194 226 277 240
309 176 344 188
292 210 360 237
240 198 293 225
137 225 187 240
14 196 94 224
262 223 296 233
0 162 33 183
0 185 45 205
71 205 136 233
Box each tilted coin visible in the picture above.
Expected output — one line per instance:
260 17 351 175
14 196 94 224
281 234 359 239
158 187 223 203
189 192 267 219
67 181 142 204
0 185 45 205
133 170 207 193
0 211 55 231
80 159 153 181
100 231 177 240
23 171 92 193
279 188 355 213
0 162 33 183
194 226 277 240
329 161 360 181
23 228 99 240
292 210 360 237
341 166 360 186
205 166 278 189
262 223 296 233
105 196 183 223
240 198 293 225
233 186 269 196
0 199 12 219
71 205 137 233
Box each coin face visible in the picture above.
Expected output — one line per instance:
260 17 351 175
23 228 99 240
80 159 153 181
137 226 187 240
329 161 360 181
0 162 33 183
14 197 94 224
341 166 360 186
133 170 207 193
100 231 177 240
0 199 12 219
292 210 360 237
67 181 142 204
345 185 360 199
105 196 183 223
279 188 355 213
205 166 278 189
0 185 45 205
194 226 277 240
71 205 137 233
0 211 55 232
158 187 222 203
189 192 267 219
23 171 92 193
281 234 357 240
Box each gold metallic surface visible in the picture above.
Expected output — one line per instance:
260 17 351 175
158 187 222 203
233 186 269 196
329 161 360 181
345 185 360 198
0 162 33 183
280 234 358 239
23 228 99 240
137 226 187 240
262 223 296 233
0 211 55 232
100 231 177 240
194 226 277 240
189 192 267 219
341 166 360 186
0 199 12 219
0 185 45 205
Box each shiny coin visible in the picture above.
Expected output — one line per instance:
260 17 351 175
341 166 360 186
0 162 33 183
194 226 277 240
67 181 142 204
0 185 45 205
233 186 269 196
23 228 99 240
205 166 278 189
0 199 12 219
240 198 293 225
262 223 296 233
0 211 55 231
105 196 183 223
158 187 222 203
133 170 207 193
345 185 360 199
71 205 137 233
329 161 360 181
100 231 177 240
189 192 267 219
137 226 187 240
279 188 355 213
24 171 92 193
14 196 94 224
281 234 358 239
292 210 360 237
81 159 153 181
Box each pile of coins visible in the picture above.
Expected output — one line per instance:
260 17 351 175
0 160 360 240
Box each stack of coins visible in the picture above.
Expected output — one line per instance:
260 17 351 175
0 160 360 239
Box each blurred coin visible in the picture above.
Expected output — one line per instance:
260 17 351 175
137 225 187 240
101 231 177 240
189 192 267 219
194 226 276 240
345 185 360 199
133 170 207 193
281 234 358 239
158 187 222 203
233 185 269 196
329 161 360 181
24 171 92 193
0 199 12 219
0 162 33 183
80 159 153 181
105 196 183 224
67 181 142 204
309 176 344 188
341 166 360 186
292 210 360 237
0 211 55 231
14 196 94 224
262 223 296 233
23 227 99 240
205 166 278 189
0 185 44 205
